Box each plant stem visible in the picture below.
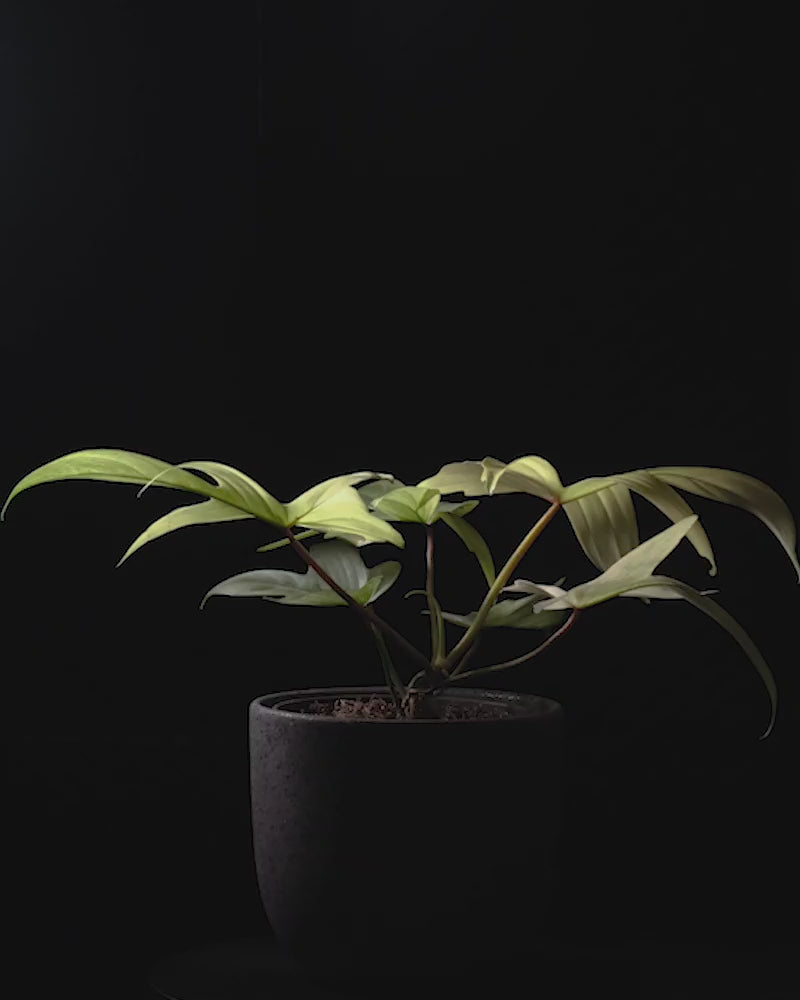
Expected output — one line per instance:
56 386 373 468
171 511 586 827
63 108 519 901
283 527 432 675
368 622 405 715
425 525 445 663
448 608 580 683
442 501 561 674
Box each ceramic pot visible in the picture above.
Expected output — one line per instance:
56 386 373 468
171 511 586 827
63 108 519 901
249 686 563 982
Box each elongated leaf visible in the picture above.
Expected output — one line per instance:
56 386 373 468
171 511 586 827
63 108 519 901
1 449 223 519
440 512 496 586
141 459 288 525
619 470 716 575
256 529 319 553
648 466 800 581
531 571 777 739
118 499 253 565
528 516 699 610
491 456 564 501
563 471 716 575
563 465 797 580
564 482 639 572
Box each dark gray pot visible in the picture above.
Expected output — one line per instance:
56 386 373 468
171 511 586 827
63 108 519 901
249 686 564 982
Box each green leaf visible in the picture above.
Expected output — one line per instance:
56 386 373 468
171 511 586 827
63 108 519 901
118 499 254 565
648 466 799 581
201 540 400 608
284 472 395 524
563 465 797 580
256 529 319 553
1 449 231 519
491 456 564 502
564 482 639 573
439 591 568 630
440 512 496 586
373 486 442 525
417 458 517 497
419 455 563 502
296 486 405 547
358 478 406 508
140 459 288 524
621 574 776 738
436 499 479 517
513 516 699 611
531 571 777 740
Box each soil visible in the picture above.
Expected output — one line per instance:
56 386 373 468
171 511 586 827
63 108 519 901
304 694 513 721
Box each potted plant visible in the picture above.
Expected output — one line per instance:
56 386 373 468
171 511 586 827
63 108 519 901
3 450 796 983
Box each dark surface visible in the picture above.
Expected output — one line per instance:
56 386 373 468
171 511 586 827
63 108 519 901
2 3 793 998
146 933 795 999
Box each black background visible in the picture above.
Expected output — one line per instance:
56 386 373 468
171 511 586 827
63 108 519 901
2 3 795 997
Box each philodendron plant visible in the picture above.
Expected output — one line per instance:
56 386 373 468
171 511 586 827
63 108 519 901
3 450 798 734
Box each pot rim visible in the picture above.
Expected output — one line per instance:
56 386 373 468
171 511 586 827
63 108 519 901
250 685 563 723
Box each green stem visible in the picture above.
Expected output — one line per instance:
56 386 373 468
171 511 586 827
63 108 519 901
425 525 445 663
284 527 432 675
368 623 406 715
442 501 561 675
448 608 580 683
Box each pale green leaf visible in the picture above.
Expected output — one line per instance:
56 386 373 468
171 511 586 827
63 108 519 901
530 516 699 610
201 567 345 607
141 459 288 525
201 541 400 608
491 456 564 501
648 466 800 581
417 458 517 497
296 487 405 547
531 572 777 739
311 538 369 591
118 499 253 566
256 529 319 553
358 478 406 507
358 560 402 604
440 512 496 586
2 449 224 519
284 472 395 524
440 594 568 631
564 483 639 572
563 465 796 579
373 486 442 525
435 499 479 517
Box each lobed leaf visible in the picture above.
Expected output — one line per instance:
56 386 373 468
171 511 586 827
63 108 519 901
201 541 400 608
440 594 568 631
417 458 518 497
373 486 442 525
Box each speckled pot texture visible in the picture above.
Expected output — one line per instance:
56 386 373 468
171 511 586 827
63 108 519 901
249 686 564 981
